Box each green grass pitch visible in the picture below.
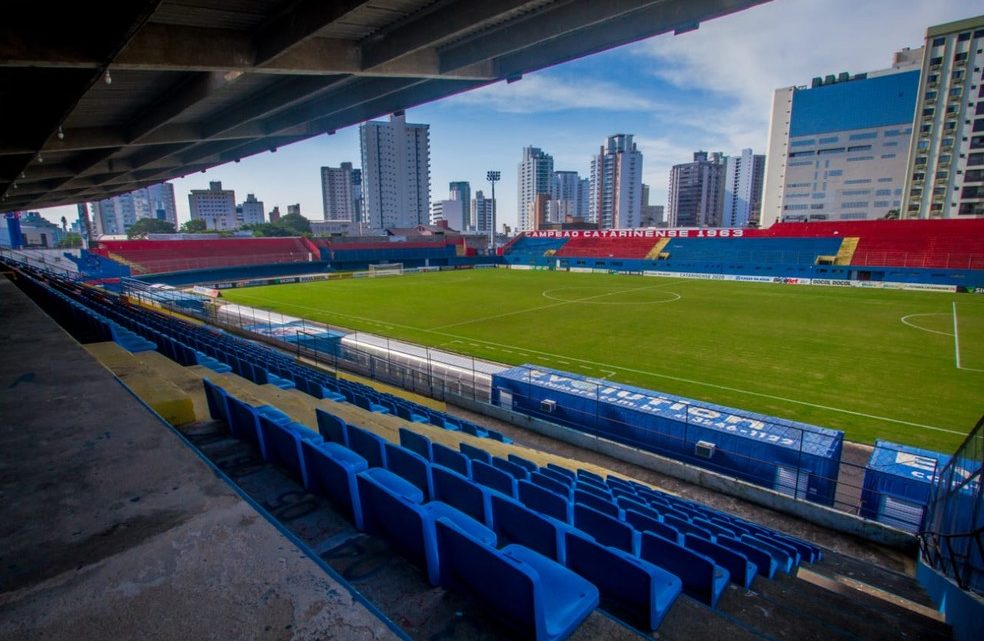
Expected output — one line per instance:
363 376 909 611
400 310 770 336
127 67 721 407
220 269 984 452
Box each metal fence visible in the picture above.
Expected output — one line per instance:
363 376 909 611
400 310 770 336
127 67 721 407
919 416 984 595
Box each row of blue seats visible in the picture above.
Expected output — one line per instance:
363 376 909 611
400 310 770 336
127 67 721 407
203 379 607 640
54 278 511 444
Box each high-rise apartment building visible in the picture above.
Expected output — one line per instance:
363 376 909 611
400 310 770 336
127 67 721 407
723 149 766 227
517 147 554 231
589 134 643 229
471 190 494 233
321 162 361 221
640 184 664 227
449 181 471 215
667 151 726 227
89 182 177 236
760 50 922 226
360 113 430 229
236 194 265 226
551 171 589 222
901 17 984 218
188 181 237 230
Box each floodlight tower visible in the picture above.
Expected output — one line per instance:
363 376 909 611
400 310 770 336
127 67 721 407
486 170 500 253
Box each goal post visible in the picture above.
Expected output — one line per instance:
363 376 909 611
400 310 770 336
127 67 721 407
368 262 404 277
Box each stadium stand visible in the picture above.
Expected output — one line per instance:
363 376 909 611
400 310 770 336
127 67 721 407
502 236 569 266
555 235 660 259
657 237 844 266
93 237 315 275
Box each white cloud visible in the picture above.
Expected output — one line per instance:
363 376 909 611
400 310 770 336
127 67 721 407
445 73 657 113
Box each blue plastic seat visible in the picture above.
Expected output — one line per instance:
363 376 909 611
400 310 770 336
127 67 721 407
563 530 681 632
346 425 387 469
576 469 606 485
573 503 638 554
663 514 715 542
258 416 322 485
384 442 433 499
639 532 729 608
491 456 531 481
545 463 576 481
300 441 368 527
357 468 493 585
432 442 471 477
692 517 737 540
201 378 230 423
574 479 611 498
538 467 575 488
530 471 571 498
508 454 539 474
518 479 572 524
683 534 757 589
743 534 797 573
572 490 620 519
432 465 492 527
716 535 778 579
398 427 433 460
490 493 575 564
315 408 348 446
625 508 683 543
435 518 599 641
472 460 518 497
459 442 492 464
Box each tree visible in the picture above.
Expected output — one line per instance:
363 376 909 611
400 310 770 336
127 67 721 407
57 233 83 248
279 212 311 234
181 218 207 233
127 218 176 238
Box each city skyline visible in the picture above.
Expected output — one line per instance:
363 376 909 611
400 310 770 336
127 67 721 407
29 0 972 231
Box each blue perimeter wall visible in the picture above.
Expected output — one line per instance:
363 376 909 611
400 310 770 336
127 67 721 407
491 365 843 505
917 559 984 641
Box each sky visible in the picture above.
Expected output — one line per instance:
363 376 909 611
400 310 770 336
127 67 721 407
36 0 976 231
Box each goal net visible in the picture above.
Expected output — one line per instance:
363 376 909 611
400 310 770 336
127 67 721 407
368 262 404 277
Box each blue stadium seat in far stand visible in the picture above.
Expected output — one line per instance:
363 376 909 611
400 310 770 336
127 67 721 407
346 425 388 469
300 441 368 528
573 503 639 554
563 530 682 632
398 427 433 461
716 536 778 580
432 465 492 527
459 422 488 438
434 518 599 641
459 442 492 465
432 442 472 477
508 453 539 474
491 456 531 482
356 468 494 585
384 442 434 500
683 534 757 589
316 408 349 447
639 532 729 608
471 460 518 498
624 508 682 546
490 493 575 564
318 386 347 403
518 480 572 524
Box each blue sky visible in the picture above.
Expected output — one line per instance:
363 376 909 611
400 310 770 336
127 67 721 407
37 0 974 230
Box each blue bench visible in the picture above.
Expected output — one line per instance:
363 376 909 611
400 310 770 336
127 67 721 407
490 493 574 563
398 427 432 460
518 480 571 523
300 440 368 528
433 442 472 477
357 467 493 585
639 532 729 608
435 518 599 641
384 442 433 499
684 534 757 589
573 503 638 554
564 530 681 631
346 425 387 469
316 408 348 446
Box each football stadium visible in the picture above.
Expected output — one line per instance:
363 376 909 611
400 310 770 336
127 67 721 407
2 3 984 641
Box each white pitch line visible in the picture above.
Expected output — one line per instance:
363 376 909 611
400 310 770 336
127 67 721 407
952 302 962 369
227 290 967 436
900 313 953 337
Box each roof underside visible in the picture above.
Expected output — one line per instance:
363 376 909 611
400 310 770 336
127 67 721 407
0 0 768 211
